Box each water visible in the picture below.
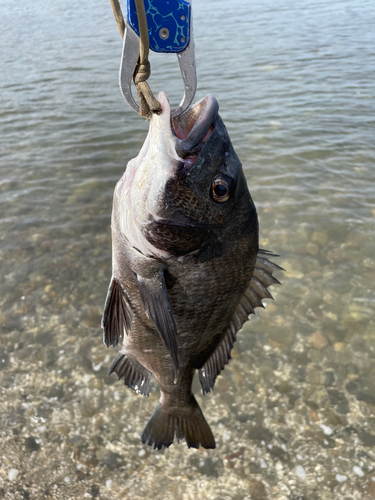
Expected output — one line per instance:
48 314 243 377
1 0 375 498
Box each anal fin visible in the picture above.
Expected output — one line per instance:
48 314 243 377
199 248 282 394
107 351 152 397
102 276 132 347
137 271 179 372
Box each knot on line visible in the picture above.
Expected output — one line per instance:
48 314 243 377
109 0 161 119
134 62 161 119
133 62 150 85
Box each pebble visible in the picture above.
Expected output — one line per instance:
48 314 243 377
323 291 335 305
25 436 40 451
297 227 309 241
363 258 375 269
265 302 277 313
310 331 328 350
231 346 240 359
334 342 346 352
319 424 333 436
369 477 375 498
325 311 338 321
306 243 319 256
348 303 373 321
295 465 306 480
335 474 347 483
312 231 328 246
247 479 267 499
8 468 19 481
353 466 364 477
280 261 304 279
269 328 294 347
276 380 291 394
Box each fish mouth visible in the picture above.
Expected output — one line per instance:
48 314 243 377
172 95 219 159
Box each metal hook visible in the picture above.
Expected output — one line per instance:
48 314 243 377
119 0 197 118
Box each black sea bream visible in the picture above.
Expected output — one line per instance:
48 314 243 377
102 92 281 449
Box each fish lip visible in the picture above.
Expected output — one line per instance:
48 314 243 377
171 95 219 159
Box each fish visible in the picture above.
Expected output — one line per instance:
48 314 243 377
101 92 282 450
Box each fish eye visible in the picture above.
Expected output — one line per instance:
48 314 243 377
211 177 230 202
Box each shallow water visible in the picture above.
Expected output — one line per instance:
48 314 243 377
1 0 375 498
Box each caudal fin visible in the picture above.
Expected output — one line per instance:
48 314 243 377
141 396 215 450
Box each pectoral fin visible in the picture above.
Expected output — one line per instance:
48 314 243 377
102 276 132 348
137 271 179 371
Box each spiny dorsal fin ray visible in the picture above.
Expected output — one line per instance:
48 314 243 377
137 271 179 372
199 249 282 394
257 249 285 273
102 276 133 348
245 287 265 309
107 351 152 397
253 266 281 287
240 294 255 315
249 277 273 300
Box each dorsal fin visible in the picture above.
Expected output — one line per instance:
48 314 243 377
199 249 283 394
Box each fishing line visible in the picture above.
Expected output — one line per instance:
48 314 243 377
109 0 161 118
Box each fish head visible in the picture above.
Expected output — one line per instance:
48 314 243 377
116 92 258 257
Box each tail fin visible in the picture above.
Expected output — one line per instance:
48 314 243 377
141 396 215 450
